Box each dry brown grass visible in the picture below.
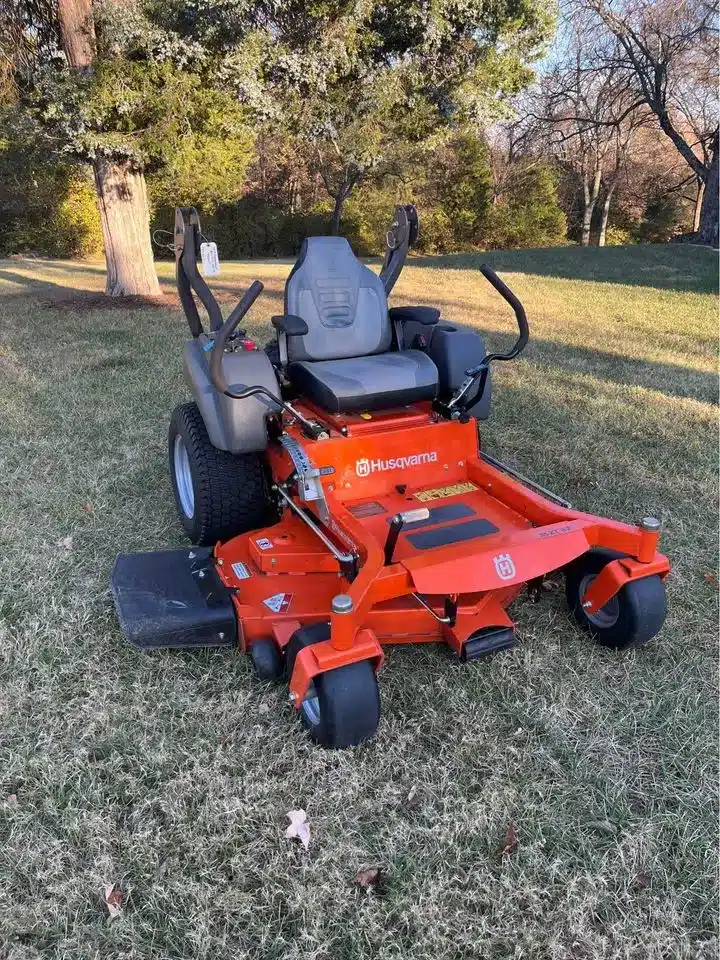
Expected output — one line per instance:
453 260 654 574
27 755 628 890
0 245 717 959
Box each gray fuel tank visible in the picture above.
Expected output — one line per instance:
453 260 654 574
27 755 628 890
183 340 280 454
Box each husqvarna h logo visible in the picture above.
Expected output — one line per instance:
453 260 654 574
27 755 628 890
355 452 437 476
493 553 516 581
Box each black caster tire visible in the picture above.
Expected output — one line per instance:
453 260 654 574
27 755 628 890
249 638 284 682
565 548 667 650
285 623 380 749
169 402 275 546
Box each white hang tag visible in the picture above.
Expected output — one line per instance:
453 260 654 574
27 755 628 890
200 241 220 276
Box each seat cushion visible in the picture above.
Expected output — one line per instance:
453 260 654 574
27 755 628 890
285 237 392 362
288 350 439 414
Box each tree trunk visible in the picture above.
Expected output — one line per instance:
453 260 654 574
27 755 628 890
58 0 160 295
581 167 602 246
698 139 718 247
581 195 598 246
331 191 346 236
598 183 617 247
57 0 94 69
692 179 705 234
93 159 161 297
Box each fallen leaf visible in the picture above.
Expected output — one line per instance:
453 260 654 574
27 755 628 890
542 579 559 591
57 535 73 551
285 809 310 850
498 822 518 857
6 794 17 806
405 785 421 809
633 871 650 890
258 703 271 715
83 502 94 514
703 571 718 588
352 867 387 892
103 884 124 920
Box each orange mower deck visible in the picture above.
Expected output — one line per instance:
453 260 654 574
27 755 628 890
208 402 669 707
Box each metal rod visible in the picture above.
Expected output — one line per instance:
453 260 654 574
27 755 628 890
275 486 355 564
411 592 453 624
480 452 571 508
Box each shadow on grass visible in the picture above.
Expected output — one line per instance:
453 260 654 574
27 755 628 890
0 267 285 311
0 268 93 298
408 245 719 295
526 339 718 405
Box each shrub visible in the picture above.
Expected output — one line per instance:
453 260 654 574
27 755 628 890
483 165 566 249
604 225 635 246
0 147 102 258
636 192 684 243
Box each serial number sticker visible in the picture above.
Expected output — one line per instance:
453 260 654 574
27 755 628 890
415 481 478 503
231 562 252 580
255 538 273 550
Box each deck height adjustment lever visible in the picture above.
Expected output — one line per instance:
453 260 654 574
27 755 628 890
384 508 430 565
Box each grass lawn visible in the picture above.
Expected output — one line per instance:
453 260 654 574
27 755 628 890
0 244 717 959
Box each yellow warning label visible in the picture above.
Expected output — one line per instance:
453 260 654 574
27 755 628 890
415 481 478 502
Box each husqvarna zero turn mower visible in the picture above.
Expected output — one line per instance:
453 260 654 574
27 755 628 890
111 204 670 748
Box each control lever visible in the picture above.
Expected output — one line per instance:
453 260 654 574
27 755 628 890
208 280 327 441
445 263 529 417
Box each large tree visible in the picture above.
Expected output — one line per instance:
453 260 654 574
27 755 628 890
1 0 556 282
0 0 257 294
579 0 719 245
231 0 556 232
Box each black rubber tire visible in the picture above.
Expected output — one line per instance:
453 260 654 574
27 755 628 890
248 638 284 682
565 548 667 650
169 402 275 546
285 623 381 749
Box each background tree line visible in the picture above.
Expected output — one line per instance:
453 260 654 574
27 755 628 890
0 0 716 295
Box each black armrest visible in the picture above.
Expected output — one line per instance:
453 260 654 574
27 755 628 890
272 314 308 336
389 306 440 326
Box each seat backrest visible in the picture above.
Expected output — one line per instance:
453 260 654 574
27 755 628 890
284 236 391 362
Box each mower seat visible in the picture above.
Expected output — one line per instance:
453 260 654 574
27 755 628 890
281 237 438 414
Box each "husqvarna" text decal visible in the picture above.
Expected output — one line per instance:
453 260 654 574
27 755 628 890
356 452 438 476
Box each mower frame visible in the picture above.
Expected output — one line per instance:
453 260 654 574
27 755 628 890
111 204 670 748
208 403 669 708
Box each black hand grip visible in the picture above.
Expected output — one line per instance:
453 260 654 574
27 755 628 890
209 280 264 395
464 265 529 376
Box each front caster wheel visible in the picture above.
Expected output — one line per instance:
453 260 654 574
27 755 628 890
565 548 667 650
285 624 380 749
249 638 284 682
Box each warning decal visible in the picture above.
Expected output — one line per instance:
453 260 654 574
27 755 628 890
263 592 292 613
415 481 478 502
231 562 252 581
255 537 273 550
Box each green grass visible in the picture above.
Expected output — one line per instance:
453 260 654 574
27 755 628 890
0 245 717 959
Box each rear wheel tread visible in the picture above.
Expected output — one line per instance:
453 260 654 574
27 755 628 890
169 402 275 545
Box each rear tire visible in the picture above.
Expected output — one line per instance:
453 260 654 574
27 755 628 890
286 623 380 749
169 402 275 546
565 548 667 650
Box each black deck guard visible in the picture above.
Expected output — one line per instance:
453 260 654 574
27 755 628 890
110 547 237 650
